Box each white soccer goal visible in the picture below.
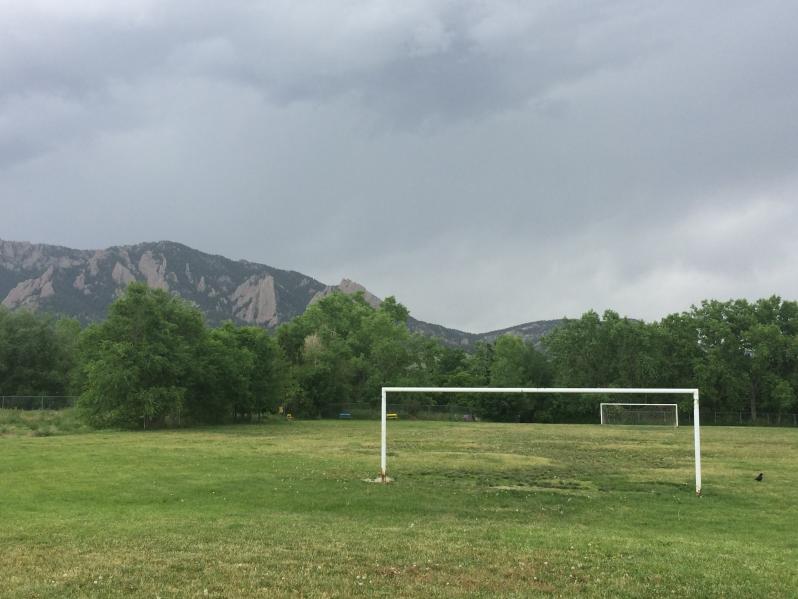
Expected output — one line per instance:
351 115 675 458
379 387 702 495
600 403 679 427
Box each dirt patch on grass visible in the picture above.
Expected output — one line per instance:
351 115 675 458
491 478 599 496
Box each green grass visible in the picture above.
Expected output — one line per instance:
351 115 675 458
0 408 91 437
1 421 796 598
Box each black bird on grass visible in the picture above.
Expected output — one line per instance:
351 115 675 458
755 472 764 481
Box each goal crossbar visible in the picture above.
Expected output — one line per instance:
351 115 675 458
379 387 702 495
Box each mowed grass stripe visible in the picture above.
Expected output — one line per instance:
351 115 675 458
1 420 796 597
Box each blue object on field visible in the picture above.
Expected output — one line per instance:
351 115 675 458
338 412 352 419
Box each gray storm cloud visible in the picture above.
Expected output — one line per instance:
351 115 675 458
1 0 797 331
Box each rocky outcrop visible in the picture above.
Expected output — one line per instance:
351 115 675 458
2 265 56 309
73 272 86 291
88 250 106 276
232 275 278 325
112 262 136 286
137 251 168 290
311 278 382 309
0 240 81 272
337 278 382 308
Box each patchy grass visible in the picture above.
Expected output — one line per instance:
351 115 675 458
1 421 796 597
0 408 91 437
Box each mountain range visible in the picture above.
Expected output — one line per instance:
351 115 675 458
0 238 561 348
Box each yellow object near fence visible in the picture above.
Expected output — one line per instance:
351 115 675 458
387 413 399 420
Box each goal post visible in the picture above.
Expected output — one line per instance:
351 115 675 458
600 403 679 427
379 387 702 496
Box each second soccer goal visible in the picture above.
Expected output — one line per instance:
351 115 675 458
599 402 679 427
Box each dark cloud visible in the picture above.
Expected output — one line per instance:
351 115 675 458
1 1 797 331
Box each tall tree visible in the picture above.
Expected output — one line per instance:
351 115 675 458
76 283 206 428
277 292 434 416
0 307 78 397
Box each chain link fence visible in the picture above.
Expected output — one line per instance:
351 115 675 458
332 403 798 426
0 396 78 410
5 395 795 427
284 402 478 421
682 410 798 427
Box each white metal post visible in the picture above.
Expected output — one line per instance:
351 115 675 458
600 403 605 425
693 390 702 496
380 387 387 482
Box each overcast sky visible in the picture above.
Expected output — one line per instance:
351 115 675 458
2 1 797 332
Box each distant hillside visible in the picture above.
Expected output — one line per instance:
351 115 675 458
0 239 331 327
0 238 562 347
407 318 562 348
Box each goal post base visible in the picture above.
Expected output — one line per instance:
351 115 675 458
364 474 394 484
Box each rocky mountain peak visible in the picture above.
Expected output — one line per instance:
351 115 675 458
0 238 562 347
0 238 325 327
310 277 382 309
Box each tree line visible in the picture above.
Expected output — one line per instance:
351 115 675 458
1 282 796 427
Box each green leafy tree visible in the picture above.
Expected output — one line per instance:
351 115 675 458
690 299 754 413
485 335 530 421
470 335 554 422
277 292 431 416
195 324 289 422
544 311 608 387
233 325 287 418
195 324 254 423
76 283 205 428
0 307 78 397
688 298 798 418
543 310 658 420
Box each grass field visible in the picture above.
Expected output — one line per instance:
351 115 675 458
2 415 797 598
